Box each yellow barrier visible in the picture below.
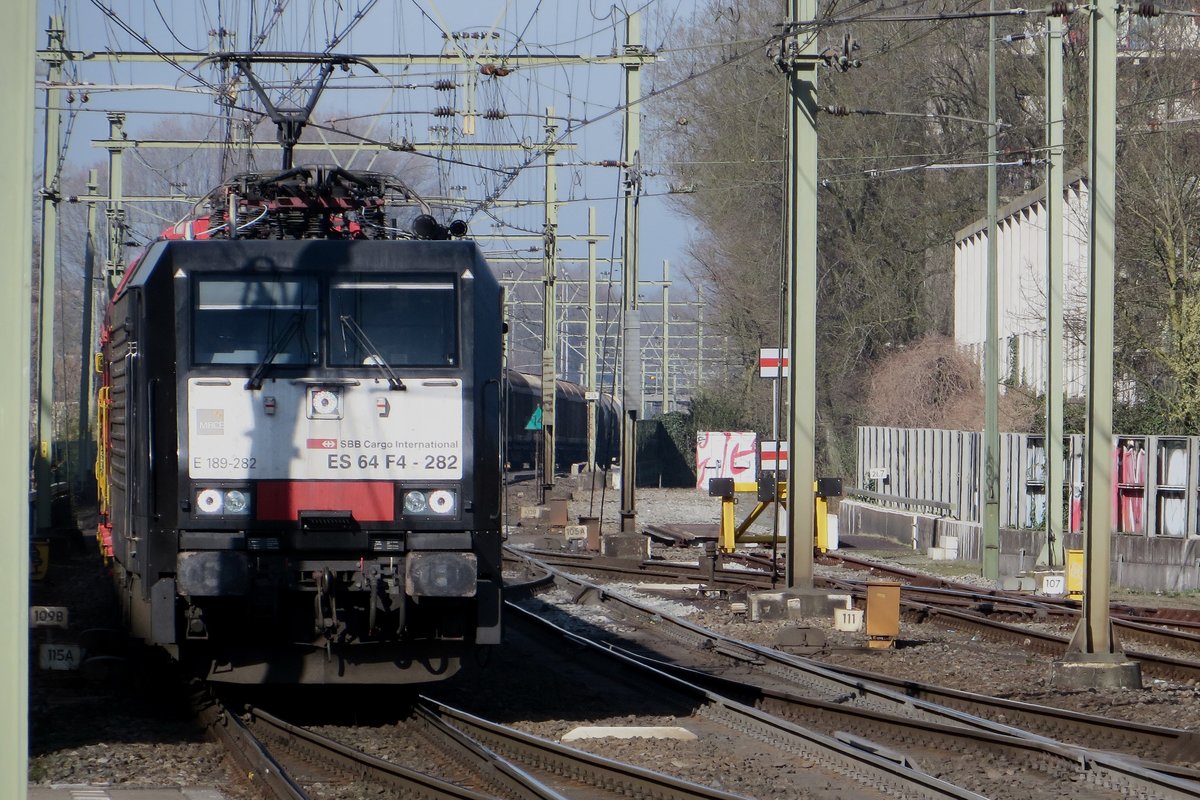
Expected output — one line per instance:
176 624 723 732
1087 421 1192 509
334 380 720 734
1066 549 1084 600
30 539 49 581
717 477 839 553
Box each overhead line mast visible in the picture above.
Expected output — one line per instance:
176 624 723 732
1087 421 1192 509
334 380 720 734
620 10 644 535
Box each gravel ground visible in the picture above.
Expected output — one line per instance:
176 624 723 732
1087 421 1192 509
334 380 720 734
28 534 257 798
26 483 1200 798
510 477 1200 735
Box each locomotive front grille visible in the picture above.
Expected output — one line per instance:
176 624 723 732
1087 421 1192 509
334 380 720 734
299 510 359 531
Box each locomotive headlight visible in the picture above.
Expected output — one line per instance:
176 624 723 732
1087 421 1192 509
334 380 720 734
403 490 429 514
195 488 251 515
196 488 224 514
428 489 456 515
307 386 342 420
224 489 250 515
402 488 458 516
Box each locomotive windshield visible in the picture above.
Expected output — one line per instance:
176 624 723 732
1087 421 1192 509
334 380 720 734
330 279 458 367
193 277 319 366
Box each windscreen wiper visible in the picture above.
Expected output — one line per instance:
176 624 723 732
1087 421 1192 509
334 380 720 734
245 312 305 390
338 315 406 390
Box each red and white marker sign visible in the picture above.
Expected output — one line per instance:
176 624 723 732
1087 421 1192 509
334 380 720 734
760 440 788 472
759 348 790 378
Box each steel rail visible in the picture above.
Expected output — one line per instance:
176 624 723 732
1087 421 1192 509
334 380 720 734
517 550 1200 669
887 597 1200 683
642 659 1172 784
621 650 1200 786
500 602 986 800
195 699 310 800
507 549 1200 799
411 702 572 800
507 549 776 592
420 698 758 800
799 659 1200 765
245 705 517 800
822 552 1200 631
892 584 1200 653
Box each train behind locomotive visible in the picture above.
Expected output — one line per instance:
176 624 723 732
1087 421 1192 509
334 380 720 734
505 370 620 471
96 167 505 684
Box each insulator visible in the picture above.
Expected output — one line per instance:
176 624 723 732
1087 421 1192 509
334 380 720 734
480 63 511 77
822 105 851 116
483 108 506 120
1048 0 1071 14
597 160 626 168
1135 1 1159 16
307 212 326 239
433 106 455 118
434 79 455 91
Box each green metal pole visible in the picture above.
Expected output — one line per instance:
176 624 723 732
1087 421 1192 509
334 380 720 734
541 107 558 492
1 4 35 796
982 3 1001 582
105 113 127 290
662 261 670 414
620 10 643 533
784 0 819 589
1044 16 1066 568
1068 0 1121 659
586 207 598 469
76 170 99 494
35 16 64 531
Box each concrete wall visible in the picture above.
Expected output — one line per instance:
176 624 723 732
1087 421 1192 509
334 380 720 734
839 500 1200 593
955 177 1090 398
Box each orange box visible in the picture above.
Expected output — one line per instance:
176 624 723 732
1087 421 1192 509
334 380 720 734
865 581 901 648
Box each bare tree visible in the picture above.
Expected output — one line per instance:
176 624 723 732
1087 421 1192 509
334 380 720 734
647 0 1053 472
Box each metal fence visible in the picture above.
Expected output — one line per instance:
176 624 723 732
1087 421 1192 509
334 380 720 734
856 426 1200 539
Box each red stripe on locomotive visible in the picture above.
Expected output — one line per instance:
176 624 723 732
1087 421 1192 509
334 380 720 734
256 481 394 521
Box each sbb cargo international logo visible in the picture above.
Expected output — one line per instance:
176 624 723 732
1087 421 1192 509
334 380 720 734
306 438 338 450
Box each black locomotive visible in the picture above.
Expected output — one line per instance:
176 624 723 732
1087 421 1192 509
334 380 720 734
96 167 503 684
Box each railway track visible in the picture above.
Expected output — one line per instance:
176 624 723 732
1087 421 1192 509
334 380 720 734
513 548 1200 681
499 605 985 799
200 692 565 800
421 701 757 800
199 677 791 800
821 552 1200 631
506 548 1200 799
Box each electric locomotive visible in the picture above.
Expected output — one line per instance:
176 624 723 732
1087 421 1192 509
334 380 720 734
95 167 503 684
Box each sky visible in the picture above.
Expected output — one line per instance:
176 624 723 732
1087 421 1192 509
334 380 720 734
34 0 707 398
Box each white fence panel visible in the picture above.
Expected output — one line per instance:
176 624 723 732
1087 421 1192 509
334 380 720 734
857 426 1200 538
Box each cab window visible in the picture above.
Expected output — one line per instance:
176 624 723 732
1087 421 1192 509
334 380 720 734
192 277 319 365
329 279 458 367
